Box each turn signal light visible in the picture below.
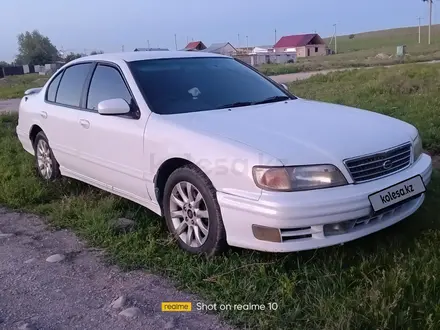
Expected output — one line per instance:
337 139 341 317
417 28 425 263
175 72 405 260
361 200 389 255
252 225 282 243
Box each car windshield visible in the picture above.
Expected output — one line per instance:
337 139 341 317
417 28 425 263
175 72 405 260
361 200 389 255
128 57 295 115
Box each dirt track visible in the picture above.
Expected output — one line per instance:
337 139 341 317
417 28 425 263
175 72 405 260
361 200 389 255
0 207 233 330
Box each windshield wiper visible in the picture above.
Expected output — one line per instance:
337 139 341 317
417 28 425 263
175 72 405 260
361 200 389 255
217 96 290 109
216 101 254 109
253 95 290 105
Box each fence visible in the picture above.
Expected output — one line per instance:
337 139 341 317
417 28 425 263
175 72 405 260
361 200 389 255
234 53 297 67
0 63 61 79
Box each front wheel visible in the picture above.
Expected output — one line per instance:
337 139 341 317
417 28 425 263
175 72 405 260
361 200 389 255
33 131 61 181
163 165 227 256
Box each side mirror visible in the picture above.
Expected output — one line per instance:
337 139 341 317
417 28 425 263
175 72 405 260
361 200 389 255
97 98 130 115
281 83 288 91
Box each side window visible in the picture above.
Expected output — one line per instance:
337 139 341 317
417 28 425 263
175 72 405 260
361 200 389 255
87 65 132 110
46 72 63 102
56 63 93 107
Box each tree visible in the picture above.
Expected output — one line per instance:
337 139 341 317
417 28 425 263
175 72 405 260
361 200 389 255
349 34 355 40
15 30 60 65
64 52 83 63
0 61 11 67
90 50 104 55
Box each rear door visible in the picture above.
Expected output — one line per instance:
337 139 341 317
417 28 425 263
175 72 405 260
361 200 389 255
42 63 94 173
76 63 149 200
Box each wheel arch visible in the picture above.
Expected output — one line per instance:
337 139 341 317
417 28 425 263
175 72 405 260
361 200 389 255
154 157 216 211
29 124 43 145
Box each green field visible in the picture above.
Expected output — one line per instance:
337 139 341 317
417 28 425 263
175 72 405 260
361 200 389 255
0 74 49 100
1 64 440 329
327 25 440 53
260 25 440 76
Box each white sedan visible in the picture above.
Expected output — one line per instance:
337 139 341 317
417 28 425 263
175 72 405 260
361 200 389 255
16 51 432 255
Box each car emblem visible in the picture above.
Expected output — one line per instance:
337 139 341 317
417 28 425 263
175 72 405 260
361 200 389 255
382 160 393 170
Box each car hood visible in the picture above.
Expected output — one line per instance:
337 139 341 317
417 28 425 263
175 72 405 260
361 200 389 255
164 99 417 165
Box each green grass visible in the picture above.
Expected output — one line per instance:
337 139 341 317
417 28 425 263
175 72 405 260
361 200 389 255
2 64 440 329
290 63 440 153
325 25 440 54
259 25 440 76
0 74 49 100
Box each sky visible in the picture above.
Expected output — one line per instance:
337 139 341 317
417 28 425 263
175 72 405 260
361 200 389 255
0 0 436 62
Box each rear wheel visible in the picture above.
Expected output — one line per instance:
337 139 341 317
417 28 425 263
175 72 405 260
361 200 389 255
33 131 60 181
163 165 227 256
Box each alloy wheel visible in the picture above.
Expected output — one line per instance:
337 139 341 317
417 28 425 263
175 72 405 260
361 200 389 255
36 139 53 180
169 181 210 247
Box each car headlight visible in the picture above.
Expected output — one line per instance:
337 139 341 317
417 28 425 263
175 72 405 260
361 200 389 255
252 164 348 192
413 134 423 162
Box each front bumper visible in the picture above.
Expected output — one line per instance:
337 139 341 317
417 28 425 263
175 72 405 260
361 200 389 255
217 153 432 252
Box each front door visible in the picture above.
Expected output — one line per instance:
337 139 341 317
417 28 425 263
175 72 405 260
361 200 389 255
307 48 311 56
76 63 149 200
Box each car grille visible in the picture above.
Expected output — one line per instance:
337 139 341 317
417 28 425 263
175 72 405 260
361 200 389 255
344 143 412 183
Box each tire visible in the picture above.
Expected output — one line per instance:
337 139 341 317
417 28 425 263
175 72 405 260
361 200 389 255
163 164 228 256
33 131 61 181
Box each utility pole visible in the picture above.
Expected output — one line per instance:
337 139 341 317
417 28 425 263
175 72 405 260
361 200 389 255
186 36 189 45
418 17 422 43
274 29 277 44
174 34 177 50
121 45 124 52
246 35 249 49
333 24 338 54
237 33 240 47
147 40 150 48
428 0 433 45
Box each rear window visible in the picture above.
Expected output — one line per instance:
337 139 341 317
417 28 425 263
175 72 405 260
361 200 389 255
56 63 93 107
46 72 63 102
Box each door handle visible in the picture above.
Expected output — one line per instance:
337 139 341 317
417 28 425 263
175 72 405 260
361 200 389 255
40 111 47 119
79 119 90 129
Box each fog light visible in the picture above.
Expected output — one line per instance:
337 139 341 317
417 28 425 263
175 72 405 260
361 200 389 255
252 225 282 242
323 220 355 236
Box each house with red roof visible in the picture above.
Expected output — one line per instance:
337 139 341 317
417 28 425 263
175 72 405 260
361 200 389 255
273 34 327 57
182 41 207 51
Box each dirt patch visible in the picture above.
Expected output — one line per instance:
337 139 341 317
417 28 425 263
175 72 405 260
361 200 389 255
431 154 440 169
0 207 233 330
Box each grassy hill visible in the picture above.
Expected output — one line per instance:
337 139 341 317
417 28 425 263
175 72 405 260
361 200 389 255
324 24 440 54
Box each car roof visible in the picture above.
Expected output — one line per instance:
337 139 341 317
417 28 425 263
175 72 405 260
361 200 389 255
73 51 229 64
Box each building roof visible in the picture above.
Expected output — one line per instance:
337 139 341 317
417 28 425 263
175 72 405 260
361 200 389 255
134 47 169 51
255 45 274 50
274 34 324 48
183 41 206 51
68 51 228 65
202 42 237 53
